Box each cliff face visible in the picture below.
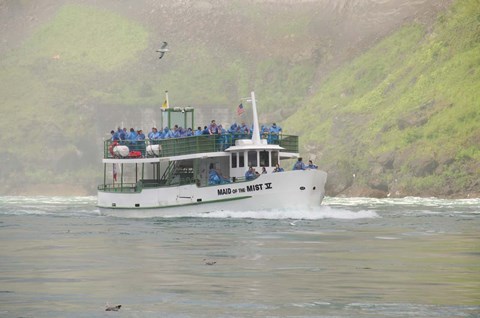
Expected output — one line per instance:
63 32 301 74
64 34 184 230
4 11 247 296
284 0 480 198
2 0 478 198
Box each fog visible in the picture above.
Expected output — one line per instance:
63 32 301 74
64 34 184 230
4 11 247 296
0 0 452 195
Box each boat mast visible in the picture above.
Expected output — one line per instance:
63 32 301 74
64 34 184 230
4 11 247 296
250 91 261 145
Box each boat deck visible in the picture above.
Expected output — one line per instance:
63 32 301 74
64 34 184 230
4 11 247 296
104 133 298 159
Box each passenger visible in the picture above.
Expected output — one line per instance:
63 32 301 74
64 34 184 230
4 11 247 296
228 123 238 144
137 130 146 157
239 122 250 139
273 163 284 173
306 160 318 170
293 157 306 170
113 127 122 141
208 163 230 185
110 130 115 141
163 127 174 139
245 166 257 180
186 127 193 137
195 126 203 136
208 120 218 135
261 166 267 174
260 125 269 140
128 128 137 143
217 124 228 150
216 168 231 184
172 125 181 138
148 127 156 140
228 123 238 135
240 122 250 133
268 122 282 144
152 127 162 141
118 127 126 144
137 130 145 140
202 125 210 135
208 170 221 185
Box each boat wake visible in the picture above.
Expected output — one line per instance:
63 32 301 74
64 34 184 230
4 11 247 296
183 205 379 220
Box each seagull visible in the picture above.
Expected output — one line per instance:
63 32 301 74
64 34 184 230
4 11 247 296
203 258 216 265
156 41 169 59
105 304 121 311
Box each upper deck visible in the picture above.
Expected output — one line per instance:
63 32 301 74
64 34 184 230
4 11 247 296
103 133 298 160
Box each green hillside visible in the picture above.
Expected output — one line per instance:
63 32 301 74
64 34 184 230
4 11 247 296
285 0 480 196
0 4 149 191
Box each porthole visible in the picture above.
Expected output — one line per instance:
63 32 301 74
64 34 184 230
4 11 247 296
135 203 140 207
300 186 305 190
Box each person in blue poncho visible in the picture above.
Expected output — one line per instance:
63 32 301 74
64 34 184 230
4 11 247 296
293 157 306 170
128 128 137 142
148 127 156 140
208 168 221 185
245 166 258 180
268 123 282 144
137 130 146 156
273 163 284 173
208 164 230 185
306 160 318 170
163 127 174 139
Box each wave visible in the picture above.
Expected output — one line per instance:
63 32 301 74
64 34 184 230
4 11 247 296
0 196 100 217
325 196 480 207
183 205 379 220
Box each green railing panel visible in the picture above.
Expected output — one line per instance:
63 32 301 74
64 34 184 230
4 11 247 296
97 183 140 193
104 134 298 159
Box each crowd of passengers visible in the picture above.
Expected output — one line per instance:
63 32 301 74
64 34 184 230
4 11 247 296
111 120 282 142
109 120 284 155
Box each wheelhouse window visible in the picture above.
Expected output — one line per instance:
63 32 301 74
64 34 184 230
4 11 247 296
271 151 279 166
239 152 245 168
231 152 237 168
260 150 269 167
248 151 257 167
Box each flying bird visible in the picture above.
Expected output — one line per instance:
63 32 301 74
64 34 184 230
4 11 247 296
203 258 216 265
105 304 122 311
156 41 169 59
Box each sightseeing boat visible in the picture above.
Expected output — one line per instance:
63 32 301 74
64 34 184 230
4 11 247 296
97 92 327 217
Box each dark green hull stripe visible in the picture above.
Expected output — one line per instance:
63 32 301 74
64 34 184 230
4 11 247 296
98 195 252 210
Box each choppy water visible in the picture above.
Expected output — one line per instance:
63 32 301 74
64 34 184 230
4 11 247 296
0 196 479 317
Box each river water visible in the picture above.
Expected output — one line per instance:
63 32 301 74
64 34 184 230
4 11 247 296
0 196 479 317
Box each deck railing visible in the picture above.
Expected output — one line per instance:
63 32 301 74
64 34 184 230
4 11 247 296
97 183 140 193
103 133 298 159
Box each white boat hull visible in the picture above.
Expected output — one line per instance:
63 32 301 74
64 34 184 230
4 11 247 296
98 170 327 218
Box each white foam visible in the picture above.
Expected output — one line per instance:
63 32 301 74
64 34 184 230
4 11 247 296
326 196 480 209
187 205 379 220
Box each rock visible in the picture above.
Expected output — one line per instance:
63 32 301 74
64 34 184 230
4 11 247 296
411 157 438 177
377 151 395 170
325 169 354 196
368 178 389 192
